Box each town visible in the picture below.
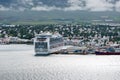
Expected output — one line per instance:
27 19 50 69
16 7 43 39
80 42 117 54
0 23 120 43
0 23 120 54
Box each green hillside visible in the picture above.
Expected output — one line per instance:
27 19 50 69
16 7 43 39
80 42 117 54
0 11 120 24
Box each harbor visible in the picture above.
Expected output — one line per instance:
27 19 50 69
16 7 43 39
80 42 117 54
32 31 120 55
0 43 120 55
0 23 120 55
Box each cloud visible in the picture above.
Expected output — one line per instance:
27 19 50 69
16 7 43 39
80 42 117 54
64 0 115 11
23 0 33 5
31 0 83 11
67 0 83 6
64 0 84 11
31 5 61 11
64 5 82 11
115 1 120 11
85 0 114 11
0 0 120 12
0 5 10 11
31 0 84 11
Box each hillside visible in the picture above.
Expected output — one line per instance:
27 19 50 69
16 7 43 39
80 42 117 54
0 11 120 24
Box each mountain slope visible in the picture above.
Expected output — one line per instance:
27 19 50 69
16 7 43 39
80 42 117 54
0 11 120 24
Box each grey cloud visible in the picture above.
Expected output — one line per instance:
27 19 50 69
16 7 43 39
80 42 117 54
0 0 120 12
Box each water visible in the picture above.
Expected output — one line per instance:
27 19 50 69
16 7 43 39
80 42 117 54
0 44 120 80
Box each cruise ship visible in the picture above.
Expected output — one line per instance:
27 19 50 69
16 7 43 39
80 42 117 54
34 32 65 55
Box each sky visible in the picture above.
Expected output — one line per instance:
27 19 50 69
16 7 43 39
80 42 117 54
0 0 120 12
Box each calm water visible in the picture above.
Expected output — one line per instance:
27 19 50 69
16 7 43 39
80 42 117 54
0 44 120 80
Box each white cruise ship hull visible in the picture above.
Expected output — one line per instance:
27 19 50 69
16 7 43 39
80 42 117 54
35 46 63 55
35 46 72 56
35 52 50 56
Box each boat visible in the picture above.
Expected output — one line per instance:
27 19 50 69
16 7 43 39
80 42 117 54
34 32 65 56
95 44 120 55
95 51 120 55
